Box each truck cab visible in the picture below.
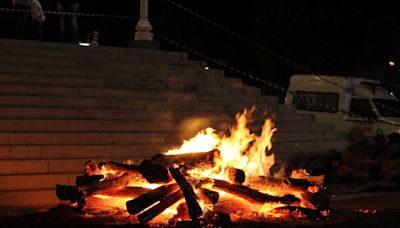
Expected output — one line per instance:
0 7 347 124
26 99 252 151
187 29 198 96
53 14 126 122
284 74 400 135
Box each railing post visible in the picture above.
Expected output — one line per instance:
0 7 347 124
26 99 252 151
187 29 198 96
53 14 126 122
134 0 153 41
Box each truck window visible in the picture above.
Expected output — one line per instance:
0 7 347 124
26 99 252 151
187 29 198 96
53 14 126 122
349 98 375 119
373 99 400 117
292 91 338 112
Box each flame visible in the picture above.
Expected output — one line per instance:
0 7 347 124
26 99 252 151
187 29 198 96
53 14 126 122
186 107 278 182
163 128 219 155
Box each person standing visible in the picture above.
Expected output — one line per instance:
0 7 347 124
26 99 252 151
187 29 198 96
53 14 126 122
31 0 45 40
56 0 79 43
12 0 32 39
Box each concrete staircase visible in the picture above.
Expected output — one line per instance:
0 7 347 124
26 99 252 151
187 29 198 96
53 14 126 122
0 38 348 216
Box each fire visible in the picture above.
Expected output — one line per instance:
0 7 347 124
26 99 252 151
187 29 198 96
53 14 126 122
163 128 219 155
57 107 328 225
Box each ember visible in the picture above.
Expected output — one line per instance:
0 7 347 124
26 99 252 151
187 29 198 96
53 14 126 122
56 107 329 226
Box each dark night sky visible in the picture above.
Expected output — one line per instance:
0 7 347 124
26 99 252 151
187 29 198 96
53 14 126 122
1 0 400 91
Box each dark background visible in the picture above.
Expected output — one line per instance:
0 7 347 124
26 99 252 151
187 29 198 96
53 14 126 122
1 0 400 97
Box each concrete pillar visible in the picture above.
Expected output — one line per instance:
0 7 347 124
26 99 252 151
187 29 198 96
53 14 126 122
134 0 154 41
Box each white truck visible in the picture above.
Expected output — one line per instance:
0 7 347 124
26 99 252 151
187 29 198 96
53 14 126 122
284 74 400 135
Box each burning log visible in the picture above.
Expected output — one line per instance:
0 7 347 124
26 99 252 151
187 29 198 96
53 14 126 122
199 188 219 204
137 190 184 224
56 185 84 202
76 175 104 186
100 160 171 183
150 149 219 167
212 179 300 204
100 161 140 174
169 167 203 221
227 167 246 184
91 186 150 198
82 173 132 192
56 173 132 202
285 178 312 190
139 160 172 183
126 183 179 215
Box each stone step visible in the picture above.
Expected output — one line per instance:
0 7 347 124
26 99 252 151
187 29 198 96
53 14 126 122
0 38 188 60
0 173 78 191
0 62 228 85
0 158 144 175
275 121 333 132
0 119 228 133
0 144 171 160
0 132 189 146
0 189 61 208
0 106 227 121
276 140 348 158
0 53 209 75
0 94 272 111
274 131 344 142
0 81 266 103
0 117 324 133
0 51 203 69
0 63 226 84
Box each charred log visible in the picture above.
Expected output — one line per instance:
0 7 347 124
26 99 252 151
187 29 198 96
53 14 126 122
284 178 312 190
150 149 219 167
199 188 219 204
139 160 172 183
169 167 203 220
99 161 140 174
82 173 132 192
138 190 184 224
213 179 300 204
126 183 179 215
228 167 246 184
76 175 104 186
91 186 150 198
56 184 84 202
99 160 171 183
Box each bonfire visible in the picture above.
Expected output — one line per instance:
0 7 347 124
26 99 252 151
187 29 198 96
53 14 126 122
56 107 329 226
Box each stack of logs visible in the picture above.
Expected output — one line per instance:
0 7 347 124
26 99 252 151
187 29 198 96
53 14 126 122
56 150 328 225
289 130 400 194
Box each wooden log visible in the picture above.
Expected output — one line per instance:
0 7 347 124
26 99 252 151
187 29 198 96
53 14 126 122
139 160 172 183
212 179 300 204
199 188 219 204
100 161 140 174
56 184 84 202
84 160 101 176
100 160 171 183
57 173 133 201
76 175 104 186
91 186 150 198
138 190 184 224
284 178 312 190
150 149 219 167
227 167 246 184
169 167 203 220
126 183 179 215
82 173 132 192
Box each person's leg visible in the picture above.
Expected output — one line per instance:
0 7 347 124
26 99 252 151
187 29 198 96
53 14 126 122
57 3 66 41
31 21 43 41
14 4 30 39
69 2 79 43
